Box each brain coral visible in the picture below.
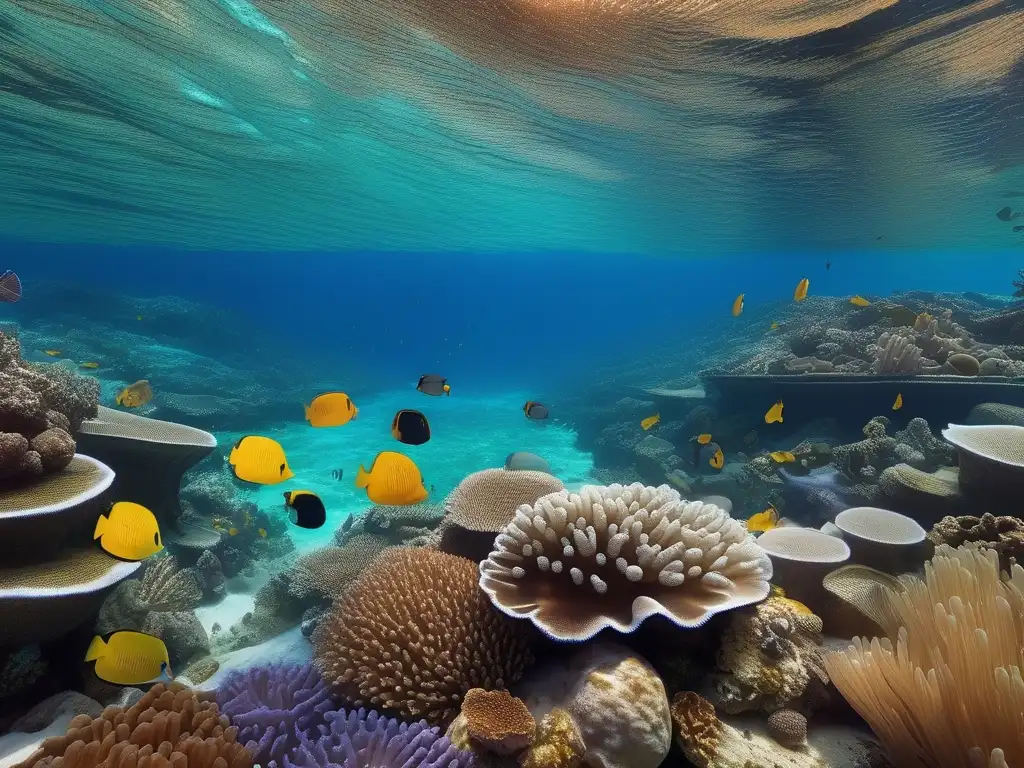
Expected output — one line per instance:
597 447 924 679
313 547 534 727
479 483 772 642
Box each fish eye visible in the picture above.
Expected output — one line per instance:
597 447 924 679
280 463 286 474
346 397 351 409
154 532 160 546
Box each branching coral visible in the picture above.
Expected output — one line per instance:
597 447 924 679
216 663 336 768
824 545 1024 768
15 682 252 768
479 483 772 642
314 547 534 727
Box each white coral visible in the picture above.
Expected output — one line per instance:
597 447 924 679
480 483 773 641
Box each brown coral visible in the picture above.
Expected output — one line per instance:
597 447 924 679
289 537 389 601
137 556 202 612
14 682 252 768
313 547 534 727
519 709 585 768
670 692 721 766
459 688 535 755
928 513 1024 571
444 468 564 532
767 709 808 748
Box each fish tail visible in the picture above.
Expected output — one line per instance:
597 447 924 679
354 466 371 488
444 385 450 395
85 635 107 662
303 403 310 421
93 513 108 540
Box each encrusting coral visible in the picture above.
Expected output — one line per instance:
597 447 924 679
449 689 536 756
712 596 828 714
14 682 252 768
313 547 534 727
519 709 584 768
927 513 1024 571
824 544 1024 768
0 330 98 482
479 483 772 642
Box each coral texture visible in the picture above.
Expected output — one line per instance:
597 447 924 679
768 709 808 748
479 483 772 641
216 663 336 768
928 513 1024 571
713 596 828 714
14 682 252 768
825 545 1024 768
669 692 720 766
285 708 475 768
444 469 565 533
314 547 534 727
519 709 583 768
457 689 535 756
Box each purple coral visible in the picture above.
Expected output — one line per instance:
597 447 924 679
216 663 336 767
285 708 476 768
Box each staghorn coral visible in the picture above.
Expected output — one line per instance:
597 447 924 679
927 513 1024 571
519 709 584 768
14 682 252 768
712 596 828 715
287 708 475 768
314 547 534 727
216 663 335 768
450 689 535 756
480 483 772 642
824 545 1024 768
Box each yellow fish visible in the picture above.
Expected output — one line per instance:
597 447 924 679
79 361 100 369
86 631 172 686
229 435 295 485
304 392 358 428
769 321 779 331
709 447 724 470
731 294 744 317
116 380 153 408
258 528 267 538
916 311 933 326
793 278 810 302
136 314 143 321
893 392 903 411
849 296 871 307
641 413 660 431
228 527 239 536
93 501 163 562
696 433 712 445
43 349 62 357
769 451 796 463
746 504 780 533
765 400 784 424
355 451 428 506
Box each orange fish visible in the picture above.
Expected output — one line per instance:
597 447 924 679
641 413 660 431
696 433 712 445
893 393 903 411
709 447 724 470
765 400 784 424
731 294 744 317
793 278 809 302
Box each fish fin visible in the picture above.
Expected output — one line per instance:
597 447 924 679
355 465 371 488
303 403 310 421
93 513 108 540
84 635 107 662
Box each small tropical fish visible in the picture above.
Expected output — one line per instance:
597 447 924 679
743 430 758 446
229 435 295 485
136 314 143 321
284 490 327 529
79 361 100 369
893 392 903 411
640 413 660 431
849 296 871 307
355 451 428 506
793 278 810 302
0 270 21 302
746 504 780 533
731 294 744 317
94 501 163 562
417 374 451 396
709 447 725 470
765 400 784 424
1014 225 1024 233
43 349 62 357
85 631 172 686
228 527 239 536
304 392 358 428
392 409 431 446
258 528 267 538
769 451 796 463
825 260 831 271
505 451 552 473
769 321 779 331
116 380 153 408
523 401 549 420
696 433 712 445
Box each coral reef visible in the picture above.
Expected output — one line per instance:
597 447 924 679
14 682 252 768
216 663 336 768
711 596 828 715
480 483 772 641
0 330 98 483
96 556 203 635
518 709 584 768
447 689 536 757
314 547 534 727
928 513 1024 574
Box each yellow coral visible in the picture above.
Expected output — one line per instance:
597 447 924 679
670 692 720 765
520 708 585 768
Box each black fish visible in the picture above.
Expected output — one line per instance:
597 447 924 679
283 491 326 529
392 409 431 446
825 260 831 271
1014 225 1024 233
997 206 1023 222
523 401 549 420
417 374 450 396
331 468 344 480
0 270 21 303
